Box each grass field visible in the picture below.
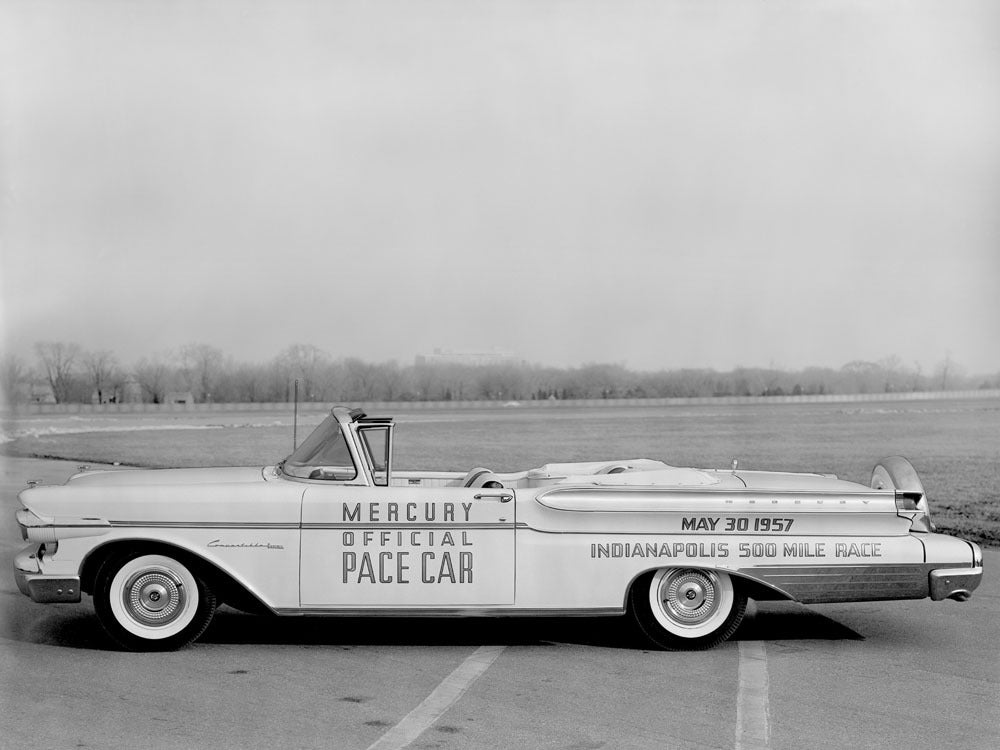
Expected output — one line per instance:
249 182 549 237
3 398 998 546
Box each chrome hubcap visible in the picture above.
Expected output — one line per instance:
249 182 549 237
659 570 719 625
124 570 184 626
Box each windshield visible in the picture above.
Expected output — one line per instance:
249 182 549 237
281 414 358 480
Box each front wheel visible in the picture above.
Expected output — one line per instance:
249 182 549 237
94 552 217 651
630 568 747 650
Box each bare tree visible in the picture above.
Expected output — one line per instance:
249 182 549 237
216 362 268 402
179 343 224 402
343 357 379 400
133 356 172 404
412 362 441 401
840 360 881 394
83 349 120 404
276 344 328 401
34 341 81 403
373 360 408 401
11 340 972 405
1 352 28 406
577 363 630 398
934 353 966 391
474 364 528 401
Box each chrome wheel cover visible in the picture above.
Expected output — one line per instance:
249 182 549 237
123 569 185 627
108 555 199 640
659 570 720 624
648 568 735 638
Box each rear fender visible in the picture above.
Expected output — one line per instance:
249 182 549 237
623 565 793 610
871 456 934 532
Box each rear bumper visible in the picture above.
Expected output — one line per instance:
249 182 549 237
923 536 984 601
929 567 983 601
13 545 81 604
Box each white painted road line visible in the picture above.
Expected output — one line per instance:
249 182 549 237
735 641 770 750
366 645 506 750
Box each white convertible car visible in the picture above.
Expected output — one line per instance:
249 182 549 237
15 406 983 651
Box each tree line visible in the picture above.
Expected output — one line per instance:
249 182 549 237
1 342 997 407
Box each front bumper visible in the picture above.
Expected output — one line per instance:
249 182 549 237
13 545 81 604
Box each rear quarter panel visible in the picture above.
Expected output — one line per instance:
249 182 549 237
512 485 948 608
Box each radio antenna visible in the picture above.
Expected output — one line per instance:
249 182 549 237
293 378 299 450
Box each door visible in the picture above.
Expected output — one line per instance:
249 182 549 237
299 485 515 607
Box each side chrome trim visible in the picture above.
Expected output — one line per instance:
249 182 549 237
535 485 893 512
736 563 935 604
273 607 624 618
110 521 520 531
300 522 513 531
519 526 889 537
110 521 301 529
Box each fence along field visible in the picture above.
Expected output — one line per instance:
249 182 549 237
3 397 998 547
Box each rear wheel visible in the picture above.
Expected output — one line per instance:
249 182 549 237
94 552 216 651
630 568 747 650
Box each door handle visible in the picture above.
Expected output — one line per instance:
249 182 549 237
474 492 513 503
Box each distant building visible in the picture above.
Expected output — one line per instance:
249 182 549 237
89 377 143 405
91 389 115 405
28 381 56 404
415 348 523 368
6 380 57 405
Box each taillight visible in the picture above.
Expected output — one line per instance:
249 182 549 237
895 490 935 532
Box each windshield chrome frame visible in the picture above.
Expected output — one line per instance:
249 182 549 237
355 423 394 487
278 407 370 485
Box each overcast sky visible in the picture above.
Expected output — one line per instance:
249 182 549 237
2 0 998 375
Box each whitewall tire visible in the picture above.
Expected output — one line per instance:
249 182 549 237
95 552 216 651
630 568 747 650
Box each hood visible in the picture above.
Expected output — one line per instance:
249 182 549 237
20 465 298 525
66 466 269 487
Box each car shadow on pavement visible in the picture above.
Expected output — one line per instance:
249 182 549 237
199 601 865 649
3 603 113 650
200 607 640 650
734 601 865 642
7 600 864 651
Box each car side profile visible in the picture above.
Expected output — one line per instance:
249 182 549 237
15 406 983 651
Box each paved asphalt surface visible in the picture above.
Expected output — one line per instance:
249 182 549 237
1 457 997 750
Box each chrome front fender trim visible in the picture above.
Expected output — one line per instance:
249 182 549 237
17 508 111 543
